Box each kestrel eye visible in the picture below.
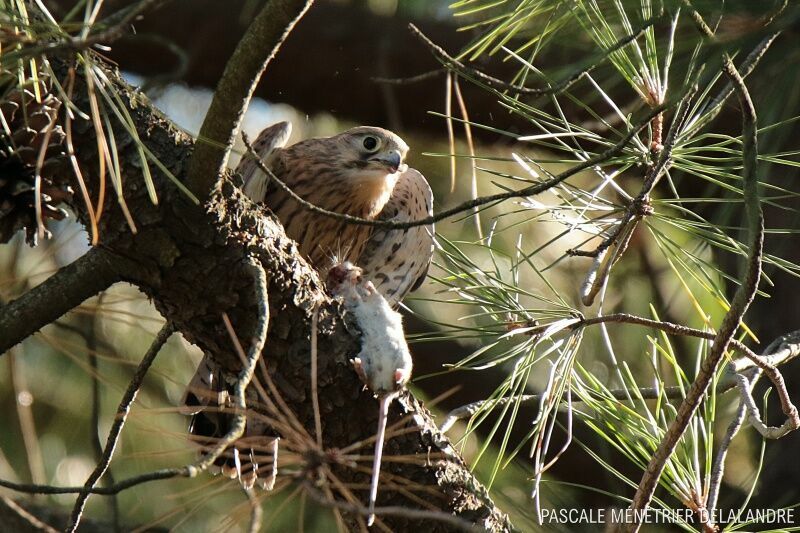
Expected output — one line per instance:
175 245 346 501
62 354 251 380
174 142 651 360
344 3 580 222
362 136 380 152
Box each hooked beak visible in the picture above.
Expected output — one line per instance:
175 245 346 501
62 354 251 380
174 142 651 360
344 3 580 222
369 150 406 173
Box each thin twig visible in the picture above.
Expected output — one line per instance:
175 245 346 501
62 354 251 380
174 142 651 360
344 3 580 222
706 398 748 518
579 313 756 357
736 371 799 439
0 468 190 495
65 321 175 533
208 258 270 473
516 312 766 371
241 100 673 230
371 69 445 85
408 18 663 97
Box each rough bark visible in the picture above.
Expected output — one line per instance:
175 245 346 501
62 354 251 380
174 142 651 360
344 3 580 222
4 57 511 530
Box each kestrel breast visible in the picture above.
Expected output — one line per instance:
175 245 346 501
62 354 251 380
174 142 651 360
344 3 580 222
266 167 375 271
358 168 434 308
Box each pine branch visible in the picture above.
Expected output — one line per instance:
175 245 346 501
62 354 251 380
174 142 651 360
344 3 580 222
627 27 768 532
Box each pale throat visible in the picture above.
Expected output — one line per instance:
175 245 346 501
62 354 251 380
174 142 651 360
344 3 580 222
350 171 399 218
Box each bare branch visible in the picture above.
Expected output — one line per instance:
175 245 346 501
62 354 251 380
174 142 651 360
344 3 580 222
371 69 445 85
735 371 799 439
0 248 122 355
0 468 186 496
65 322 175 533
706 399 748 518
579 313 759 359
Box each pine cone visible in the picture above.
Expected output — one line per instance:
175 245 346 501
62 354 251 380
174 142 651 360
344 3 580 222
0 75 71 246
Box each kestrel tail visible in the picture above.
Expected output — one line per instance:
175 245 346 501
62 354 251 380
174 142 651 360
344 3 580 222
183 121 434 486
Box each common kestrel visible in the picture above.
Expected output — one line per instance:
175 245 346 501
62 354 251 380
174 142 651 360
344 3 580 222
182 122 434 486
239 122 433 287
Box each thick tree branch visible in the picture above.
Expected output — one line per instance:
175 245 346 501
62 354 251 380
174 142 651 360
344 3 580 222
6 47 512 529
0 248 121 355
185 0 314 199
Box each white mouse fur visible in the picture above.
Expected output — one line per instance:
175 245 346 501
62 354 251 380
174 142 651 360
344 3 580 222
327 261 414 524
328 262 412 394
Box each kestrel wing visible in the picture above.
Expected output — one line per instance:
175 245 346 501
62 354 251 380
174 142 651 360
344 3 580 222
238 121 292 202
358 168 434 308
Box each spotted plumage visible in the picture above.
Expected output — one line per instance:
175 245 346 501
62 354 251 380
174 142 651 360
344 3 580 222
358 168 434 307
182 122 434 487
240 123 424 273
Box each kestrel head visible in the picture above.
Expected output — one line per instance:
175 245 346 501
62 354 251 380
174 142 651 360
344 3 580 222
331 126 409 178
278 125 411 220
